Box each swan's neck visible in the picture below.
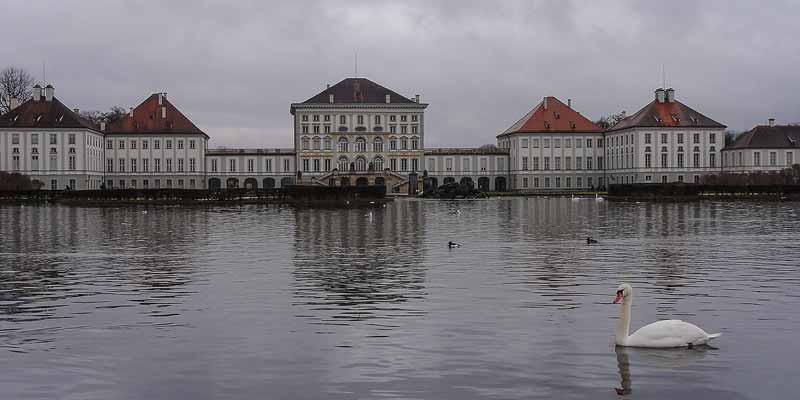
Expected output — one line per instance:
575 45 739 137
616 298 632 345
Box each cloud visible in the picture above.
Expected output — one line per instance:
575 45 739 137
2 0 799 148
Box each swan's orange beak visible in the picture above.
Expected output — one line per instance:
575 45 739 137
613 292 623 304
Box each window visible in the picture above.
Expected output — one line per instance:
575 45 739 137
324 158 331 171
68 134 76 145
211 159 217 172
265 159 272 172
375 115 381 125
303 159 309 172
544 139 550 148
544 157 550 170
131 159 137 172
190 140 196 149
532 139 540 148
50 134 57 145
645 133 651 144
661 133 668 144
532 156 539 170
166 140 172 149
677 133 684 144
400 158 408 171
411 137 419 150
401 125 408 134
177 140 184 150
31 155 39 170
754 152 761 167
401 115 407 122
554 139 561 148
577 177 582 187
770 151 777 166
228 159 235 172
523 177 529 189
534 177 540 188
338 137 349 152
338 156 349 171
143 159 149 172
645 153 652 168
355 137 366 152
340 115 346 125
313 158 320 172
131 140 137 149
51 179 58 190
313 126 319 134
544 177 550 188
357 115 364 125
522 157 528 170
31 134 39 145
119 139 125 149
693 153 700 168
11 133 20 144
154 140 160 150
312 114 319 122
693 133 700 144
411 115 418 122
155 159 161 172
566 177 571 188
586 138 592 148
521 138 528 148
661 153 668 168
389 115 396 122
555 157 561 170
12 155 20 170
301 137 310 150
597 156 603 170
119 158 125 172
391 158 398 171
565 156 571 170
678 175 684 183
576 157 582 170
166 159 173 172
374 138 383 152
302 115 308 122
565 139 572 148
586 157 593 170
710 133 716 144
555 177 561 188
324 137 332 150
178 158 185 172
575 138 582 148
324 115 330 122
247 159 254 172
142 140 148 150
324 125 331 134
788 152 794 166
401 137 408 150
312 137 321 150
411 125 418 134
284 159 290 172
710 153 716 168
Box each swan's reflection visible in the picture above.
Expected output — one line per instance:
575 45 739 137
615 345 712 396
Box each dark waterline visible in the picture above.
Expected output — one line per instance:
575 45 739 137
1 199 798 399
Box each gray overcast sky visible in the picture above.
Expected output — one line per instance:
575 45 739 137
2 0 799 148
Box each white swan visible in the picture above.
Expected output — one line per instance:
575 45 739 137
571 194 579 201
613 283 721 348
596 193 604 202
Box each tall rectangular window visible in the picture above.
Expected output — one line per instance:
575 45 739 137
211 159 218 172
178 159 184 172
555 157 561 170
190 158 196 172
119 158 125 172
302 159 309 172
167 159 173 172
143 158 149 172
522 157 528 170
769 151 777 166
178 140 184 150
661 153 668 168
787 152 794 166
131 159 137 172
107 159 114 172
586 157 593 170
50 134 57 145
142 140 148 150
68 134 76 145
533 157 539 170
155 158 161 172
247 159 254 172
565 156 571 170
190 140 196 149
693 153 700 168
645 154 652 168
710 133 716 144
661 133 668 144
544 157 550 170
754 152 761 167
284 159 290 172
154 140 160 149
265 159 272 172
166 140 172 149
130 140 137 149
521 138 528 148
576 157 582 170
710 153 716 168
645 133 651 144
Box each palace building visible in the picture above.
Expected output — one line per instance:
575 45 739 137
4 77 781 194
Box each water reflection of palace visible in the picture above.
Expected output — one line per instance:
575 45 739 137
291 203 427 322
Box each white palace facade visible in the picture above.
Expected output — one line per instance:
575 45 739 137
5 77 788 193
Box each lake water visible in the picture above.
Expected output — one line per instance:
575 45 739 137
1 198 798 399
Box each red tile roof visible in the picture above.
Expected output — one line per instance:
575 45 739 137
0 97 97 130
106 93 206 137
497 96 602 137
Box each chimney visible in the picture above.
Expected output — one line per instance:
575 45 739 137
621 110 627 119
567 98 572 108
768 118 775 127
32 84 42 101
158 93 163 105
415 94 420 103
9 97 20 110
666 88 675 103
328 93 334 103
73 108 80 114
129 107 134 117
655 88 666 103
543 97 548 110
44 84 54 102
385 94 391 103
100 119 106 131
162 106 166 118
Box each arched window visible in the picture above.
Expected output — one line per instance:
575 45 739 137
338 137 349 152
661 146 668 153
693 146 700 152
373 137 383 152
323 136 332 150
389 137 398 151
355 156 367 171
312 136 321 150
355 137 366 152
338 156 349 171
411 136 419 150
400 136 408 150
372 156 384 171
644 146 651 153
301 136 310 150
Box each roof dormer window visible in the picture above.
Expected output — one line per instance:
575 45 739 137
544 121 550 129
35 114 43 122
57 115 64 123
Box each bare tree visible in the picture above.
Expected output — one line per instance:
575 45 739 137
0 66 34 114
595 111 626 129
80 106 127 125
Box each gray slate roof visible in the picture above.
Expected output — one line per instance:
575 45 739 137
725 125 800 149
